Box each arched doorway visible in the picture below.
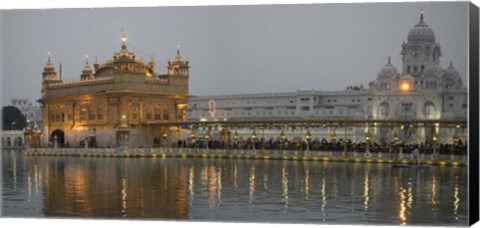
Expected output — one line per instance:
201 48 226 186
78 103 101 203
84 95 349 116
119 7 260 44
51 129 65 147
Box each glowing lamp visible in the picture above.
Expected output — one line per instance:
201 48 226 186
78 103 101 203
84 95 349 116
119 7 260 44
432 133 438 143
251 130 257 140
401 82 410 91
330 131 337 142
205 130 211 141
305 130 311 141
365 132 371 142
280 131 286 141
393 132 399 142
233 130 238 141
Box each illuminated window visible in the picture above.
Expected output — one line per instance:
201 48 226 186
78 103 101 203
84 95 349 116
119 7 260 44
80 107 87 121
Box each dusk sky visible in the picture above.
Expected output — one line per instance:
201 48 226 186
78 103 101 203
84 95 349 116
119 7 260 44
0 1 471 105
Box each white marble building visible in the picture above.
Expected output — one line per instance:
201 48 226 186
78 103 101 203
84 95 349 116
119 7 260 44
187 11 467 145
11 98 43 130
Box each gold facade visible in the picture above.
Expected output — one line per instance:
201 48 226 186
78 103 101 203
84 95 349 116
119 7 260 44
39 34 189 148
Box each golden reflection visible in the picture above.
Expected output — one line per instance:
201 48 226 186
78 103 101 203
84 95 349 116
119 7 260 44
121 178 127 216
321 172 326 218
217 168 222 206
407 179 413 209
398 187 407 225
208 165 217 209
363 170 369 211
189 167 195 206
249 167 256 204
282 166 289 208
431 175 436 206
35 164 41 197
27 176 32 202
234 163 238 192
304 168 310 200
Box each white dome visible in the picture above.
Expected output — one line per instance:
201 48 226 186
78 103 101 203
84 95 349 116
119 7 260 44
379 57 397 76
407 13 435 43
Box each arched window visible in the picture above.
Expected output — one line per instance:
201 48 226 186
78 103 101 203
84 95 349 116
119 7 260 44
424 102 435 118
378 102 389 118
162 109 169 120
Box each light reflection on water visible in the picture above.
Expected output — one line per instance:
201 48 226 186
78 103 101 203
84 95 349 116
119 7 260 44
1 150 469 225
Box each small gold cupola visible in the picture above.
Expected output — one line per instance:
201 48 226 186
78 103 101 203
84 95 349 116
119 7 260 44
81 55 94 80
42 52 57 80
167 45 190 77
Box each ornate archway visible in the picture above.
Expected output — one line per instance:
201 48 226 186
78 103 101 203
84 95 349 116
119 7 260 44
51 129 65 147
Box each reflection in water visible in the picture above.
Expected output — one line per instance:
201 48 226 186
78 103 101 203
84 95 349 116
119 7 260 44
431 175 436 207
304 168 310 200
364 170 369 211
208 165 217 209
249 167 255 205
121 178 127 217
453 176 459 220
281 166 288 209
217 168 222 207
399 187 408 225
321 171 326 220
233 163 238 192
189 167 195 206
13 153 17 191
1 151 469 225
407 178 413 209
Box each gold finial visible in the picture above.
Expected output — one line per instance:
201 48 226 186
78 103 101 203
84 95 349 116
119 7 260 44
387 56 391 64
121 28 127 50
47 52 51 62
85 55 89 64
176 45 181 57
420 9 424 20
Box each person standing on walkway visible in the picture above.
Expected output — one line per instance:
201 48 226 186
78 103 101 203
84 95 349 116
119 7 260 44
412 146 420 164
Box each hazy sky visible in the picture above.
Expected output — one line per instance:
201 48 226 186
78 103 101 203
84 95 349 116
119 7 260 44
0 1 470 105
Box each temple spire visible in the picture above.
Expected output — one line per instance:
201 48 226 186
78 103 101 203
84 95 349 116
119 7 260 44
85 55 89 65
387 56 391 64
121 28 127 50
48 51 51 63
420 8 424 21
176 45 181 57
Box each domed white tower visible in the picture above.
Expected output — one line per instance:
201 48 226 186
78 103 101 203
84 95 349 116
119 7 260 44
442 61 463 89
375 57 398 90
400 9 442 78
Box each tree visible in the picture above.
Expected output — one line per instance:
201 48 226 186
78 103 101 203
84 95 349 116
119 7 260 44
2 106 27 130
